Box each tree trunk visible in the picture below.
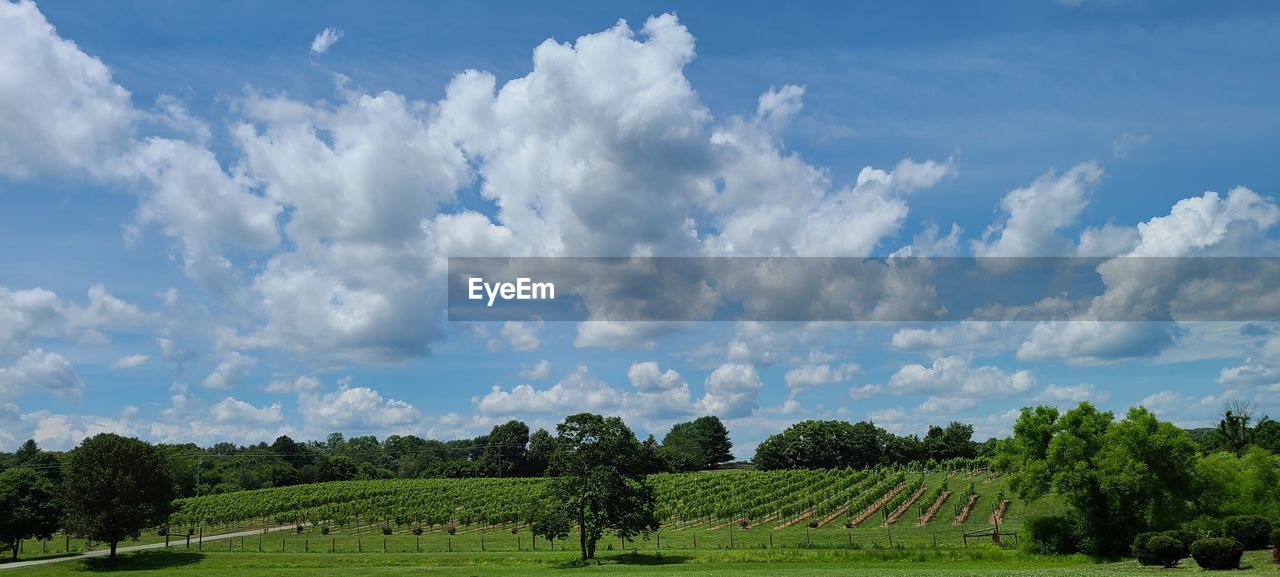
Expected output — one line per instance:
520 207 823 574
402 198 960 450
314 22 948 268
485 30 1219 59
109 540 118 560
577 502 588 560
11 540 18 561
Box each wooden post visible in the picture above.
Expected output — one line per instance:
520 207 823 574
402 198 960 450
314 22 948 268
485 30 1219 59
886 525 892 547
729 528 734 549
656 533 659 549
304 538 308 552
198 526 203 551
693 534 697 549
447 537 452 552
769 533 773 548
332 538 335 552
933 532 937 548
847 530 852 546
383 537 387 553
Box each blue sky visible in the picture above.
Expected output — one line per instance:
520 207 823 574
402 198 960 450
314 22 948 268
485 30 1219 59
1 0 1278 455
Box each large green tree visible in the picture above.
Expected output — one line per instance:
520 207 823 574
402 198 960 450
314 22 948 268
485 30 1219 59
0 467 61 561
659 416 734 471
482 420 530 477
63 434 175 560
548 413 659 560
999 403 1197 556
753 420 883 470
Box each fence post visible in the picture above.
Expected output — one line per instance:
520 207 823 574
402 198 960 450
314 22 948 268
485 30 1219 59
933 532 937 548
769 533 773 548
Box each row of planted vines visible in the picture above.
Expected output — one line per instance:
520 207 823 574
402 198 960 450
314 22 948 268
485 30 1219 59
169 460 1005 541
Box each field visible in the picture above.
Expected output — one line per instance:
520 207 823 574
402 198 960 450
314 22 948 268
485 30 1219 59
7 467 1057 561
2 466 1272 575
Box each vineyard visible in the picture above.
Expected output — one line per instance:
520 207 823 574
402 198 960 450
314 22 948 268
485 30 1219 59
145 460 1038 553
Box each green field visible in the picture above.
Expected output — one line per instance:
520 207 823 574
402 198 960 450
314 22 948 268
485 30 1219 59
5 549 1280 576
3 468 1271 575
7 468 1049 562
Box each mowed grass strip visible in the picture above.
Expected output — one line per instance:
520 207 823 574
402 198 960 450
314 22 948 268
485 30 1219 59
5 549 1279 576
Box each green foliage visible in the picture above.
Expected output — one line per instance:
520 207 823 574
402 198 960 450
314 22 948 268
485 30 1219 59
482 420 530 477
752 420 883 470
0 467 61 560
1023 514 1084 555
997 403 1198 556
548 413 659 560
63 433 175 559
1193 448 1280 520
1182 515 1225 540
1190 537 1244 570
1222 515 1273 550
659 416 734 472
1133 533 1184 567
1270 527 1280 550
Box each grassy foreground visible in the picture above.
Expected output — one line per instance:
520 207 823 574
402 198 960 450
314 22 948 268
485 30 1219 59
5 549 1279 576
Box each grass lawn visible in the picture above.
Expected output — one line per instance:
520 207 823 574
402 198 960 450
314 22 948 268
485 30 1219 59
4 549 1278 576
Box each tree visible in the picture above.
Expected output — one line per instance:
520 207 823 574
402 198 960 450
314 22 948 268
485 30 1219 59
11 439 62 484
1252 416 1280 453
660 416 734 471
0 468 61 561
63 434 174 560
881 432 925 465
1216 400 1255 454
528 499 573 550
998 403 1198 556
526 428 554 476
482 420 529 477
751 420 883 470
548 413 659 560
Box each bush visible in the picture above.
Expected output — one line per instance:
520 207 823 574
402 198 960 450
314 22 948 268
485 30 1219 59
1190 538 1244 570
1025 514 1084 555
1272 527 1280 550
1223 515 1272 550
1161 529 1194 556
381 526 393 536
1183 515 1225 540
412 526 423 536
1132 532 1159 565
320 526 330 535
1135 534 1185 568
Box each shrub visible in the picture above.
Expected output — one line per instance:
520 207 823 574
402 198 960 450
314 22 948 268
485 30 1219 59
1183 515 1225 540
320 526 330 535
1161 529 1194 557
1223 515 1272 550
1132 532 1159 565
412 526 423 536
295 524 304 534
1025 514 1084 555
1190 538 1244 570
1135 534 1185 568
381 526 393 536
